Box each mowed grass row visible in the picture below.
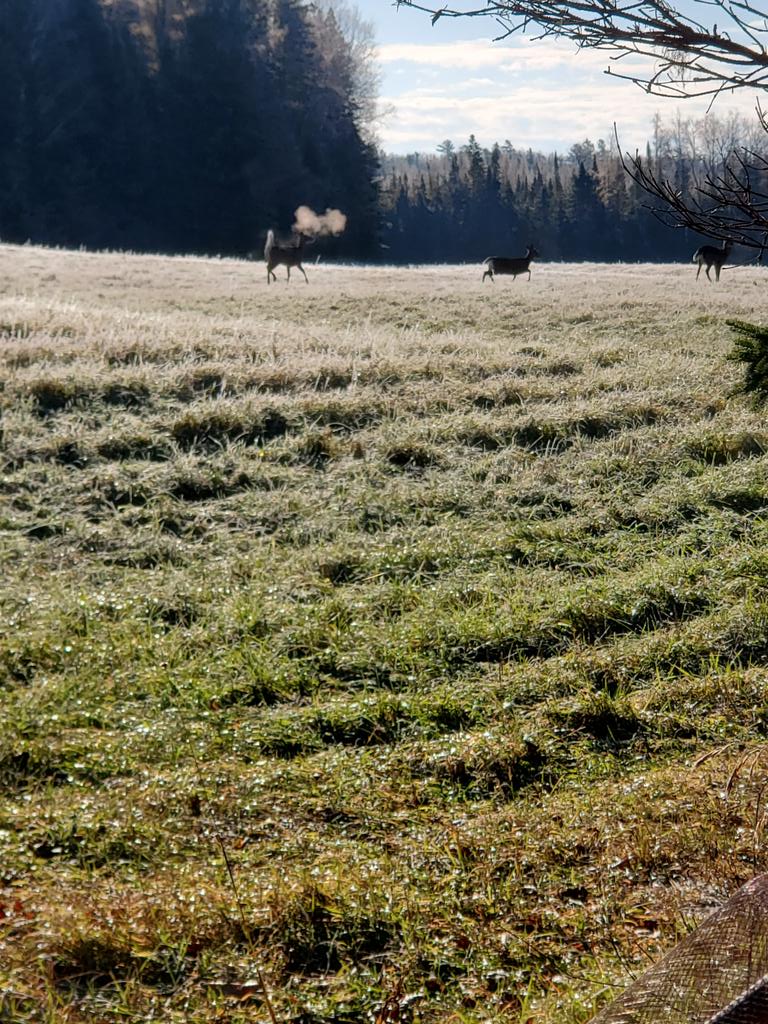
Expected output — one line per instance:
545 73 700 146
2 244 768 1022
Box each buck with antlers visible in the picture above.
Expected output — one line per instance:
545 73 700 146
692 239 732 282
482 245 539 283
264 229 312 284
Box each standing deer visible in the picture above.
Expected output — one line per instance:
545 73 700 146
265 229 311 284
482 245 539 283
692 239 732 282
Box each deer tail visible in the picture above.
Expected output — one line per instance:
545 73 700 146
264 229 275 261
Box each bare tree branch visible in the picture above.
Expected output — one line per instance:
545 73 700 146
398 0 768 98
616 125 768 251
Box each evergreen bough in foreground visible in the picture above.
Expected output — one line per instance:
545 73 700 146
728 319 768 406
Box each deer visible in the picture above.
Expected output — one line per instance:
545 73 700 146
692 239 732 282
264 229 312 284
482 245 539 283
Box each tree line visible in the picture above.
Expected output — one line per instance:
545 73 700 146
0 0 379 258
0 0 763 264
379 114 765 263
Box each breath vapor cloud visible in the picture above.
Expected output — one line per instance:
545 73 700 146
293 205 347 237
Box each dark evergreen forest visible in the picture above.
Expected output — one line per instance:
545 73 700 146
0 0 379 258
0 0 761 263
379 122 765 263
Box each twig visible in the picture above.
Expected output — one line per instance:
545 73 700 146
216 833 279 1024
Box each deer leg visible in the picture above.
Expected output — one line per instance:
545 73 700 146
286 266 291 283
299 264 309 283
705 265 712 281
696 263 702 280
715 265 721 282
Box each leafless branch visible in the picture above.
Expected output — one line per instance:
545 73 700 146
616 123 768 250
398 0 768 99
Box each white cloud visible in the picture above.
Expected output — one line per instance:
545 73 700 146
377 37 648 75
377 36 762 152
379 38 514 68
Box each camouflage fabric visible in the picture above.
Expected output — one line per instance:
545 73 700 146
591 876 768 1024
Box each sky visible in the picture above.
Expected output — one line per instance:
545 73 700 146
358 0 760 154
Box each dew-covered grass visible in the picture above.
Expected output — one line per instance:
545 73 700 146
3 243 768 1022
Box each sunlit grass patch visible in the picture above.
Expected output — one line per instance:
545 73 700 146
684 429 768 464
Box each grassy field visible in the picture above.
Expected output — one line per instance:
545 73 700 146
3 242 768 1023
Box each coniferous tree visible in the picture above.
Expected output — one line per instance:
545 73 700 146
154 0 270 253
18 0 130 246
0 0 30 241
0 0 381 257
